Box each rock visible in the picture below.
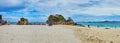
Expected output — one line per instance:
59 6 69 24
17 17 29 25
46 14 75 25
105 28 110 29
66 17 74 25
0 15 8 25
0 15 2 20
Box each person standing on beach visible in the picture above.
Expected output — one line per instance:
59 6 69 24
49 20 53 26
0 21 1 25
88 25 90 28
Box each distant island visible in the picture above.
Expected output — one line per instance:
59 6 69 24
0 15 8 25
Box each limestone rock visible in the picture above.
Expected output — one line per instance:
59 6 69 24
17 17 29 25
46 14 75 25
0 15 8 25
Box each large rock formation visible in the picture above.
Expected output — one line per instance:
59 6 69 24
0 15 8 25
66 17 74 25
17 17 29 25
46 14 75 25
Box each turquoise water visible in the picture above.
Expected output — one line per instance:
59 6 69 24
77 22 120 28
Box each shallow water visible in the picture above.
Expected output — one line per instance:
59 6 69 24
77 22 120 29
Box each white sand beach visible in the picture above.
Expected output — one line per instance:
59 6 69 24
73 26 120 43
0 25 81 43
0 25 120 43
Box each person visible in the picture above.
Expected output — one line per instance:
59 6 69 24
0 21 1 25
88 25 90 28
0 20 1 25
49 20 53 26
97 25 100 28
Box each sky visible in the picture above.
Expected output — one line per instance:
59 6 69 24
0 0 120 22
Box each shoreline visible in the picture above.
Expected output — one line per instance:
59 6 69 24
2 24 120 29
72 25 120 43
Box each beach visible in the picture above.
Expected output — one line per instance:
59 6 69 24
0 25 120 43
73 26 120 43
0 25 81 43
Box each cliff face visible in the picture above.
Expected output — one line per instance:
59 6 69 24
17 18 29 25
46 14 75 25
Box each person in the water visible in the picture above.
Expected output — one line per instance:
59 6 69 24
97 25 100 28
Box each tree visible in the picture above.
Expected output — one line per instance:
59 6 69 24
67 17 73 21
20 17 25 21
48 15 53 19
49 15 56 21
46 14 75 25
67 17 74 25
58 15 65 20
47 15 58 24
17 17 29 25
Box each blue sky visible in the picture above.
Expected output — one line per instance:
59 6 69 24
0 0 120 22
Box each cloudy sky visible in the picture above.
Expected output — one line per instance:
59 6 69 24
0 0 120 22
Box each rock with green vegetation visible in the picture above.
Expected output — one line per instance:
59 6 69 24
46 14 75 25
57 15 65 20
0 15 2 20
0 15 8 25
17 17 29 25
66 17 74 25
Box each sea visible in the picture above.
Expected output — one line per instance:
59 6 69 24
77 22 120 29
9 22 46 25
9 22 120 29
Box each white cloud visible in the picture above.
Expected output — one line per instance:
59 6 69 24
68 7 120 16
0 0 24 7
1 0 120 18
20 0 120 16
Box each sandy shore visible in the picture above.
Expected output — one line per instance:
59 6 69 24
0 25 81 43
72 26 120 43
0 25 120 43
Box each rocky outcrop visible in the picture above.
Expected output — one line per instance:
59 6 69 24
17 17 29 25
0 15 2 20
0 15 8 25
66 17 74 25
46 14 75 25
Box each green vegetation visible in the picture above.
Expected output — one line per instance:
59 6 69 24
57 15 65 20
46 14 75 25
20 17 25 21
67 17 73 22
17 17 29 25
